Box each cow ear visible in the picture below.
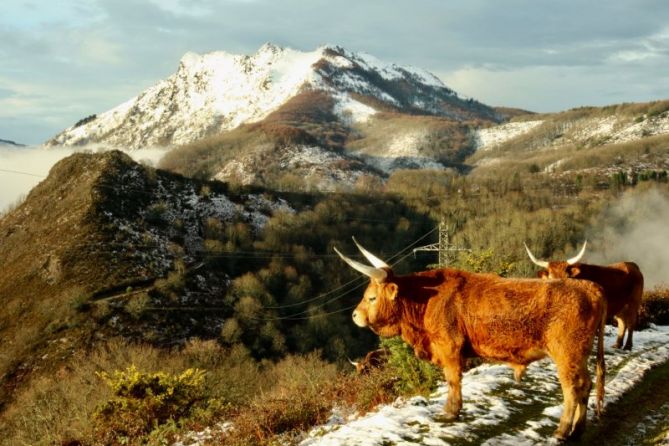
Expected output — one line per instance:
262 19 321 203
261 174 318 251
567 265 581 277
537 270 548 279
385 283 399 300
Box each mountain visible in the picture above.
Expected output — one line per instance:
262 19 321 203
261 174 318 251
45 43 499 151
0 138 25 147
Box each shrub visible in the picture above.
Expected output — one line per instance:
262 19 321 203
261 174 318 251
638 285 669 329
92 366 206 444
145 202 169 226
222 352 337 445
380 337 441 396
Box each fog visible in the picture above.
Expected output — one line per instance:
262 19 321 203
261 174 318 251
0 146 169 212
588 187 669 289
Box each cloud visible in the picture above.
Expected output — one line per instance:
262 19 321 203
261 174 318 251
2 0 669 143
0 146 169 213
588 188 669 289
440 60 669 112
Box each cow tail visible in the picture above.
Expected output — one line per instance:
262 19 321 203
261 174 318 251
595 299 606 417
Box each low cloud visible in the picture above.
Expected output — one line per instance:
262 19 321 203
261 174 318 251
588 188 669 289
0 146 168 213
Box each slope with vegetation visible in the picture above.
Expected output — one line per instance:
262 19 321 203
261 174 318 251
470 99 669 180
2 143 669 444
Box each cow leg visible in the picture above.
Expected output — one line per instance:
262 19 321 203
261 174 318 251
623 327 634 350
623 311 637 350
555 358 591 440
570 361 592 439
442 360 463 420
613 316 626 349
512 364 527 383
553 363 580 439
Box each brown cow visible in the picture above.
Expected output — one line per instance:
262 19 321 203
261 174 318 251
336 239 606 440
525 241 644 350
349 348 390 374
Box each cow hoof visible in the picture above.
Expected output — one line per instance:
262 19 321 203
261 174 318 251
623 344 632 351
570 421 586 439
435 411 459 423
553 429 569 442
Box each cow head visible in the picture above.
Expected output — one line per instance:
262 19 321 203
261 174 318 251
524 241 587 279
335 238 401 337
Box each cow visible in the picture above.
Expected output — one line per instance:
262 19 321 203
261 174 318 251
335 238 606 440
349 348 390 374
525 241 644 350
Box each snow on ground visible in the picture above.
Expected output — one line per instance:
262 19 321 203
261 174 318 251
473 121 544 151
358 131 445 173
300 325 669 446
333 93 377 124
474 112 669 154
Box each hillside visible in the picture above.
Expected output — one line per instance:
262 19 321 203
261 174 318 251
469 99 669 179
0 150 437 427
2 146 669 444
0 150 305 403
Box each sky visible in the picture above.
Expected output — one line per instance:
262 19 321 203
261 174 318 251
1 0 668 145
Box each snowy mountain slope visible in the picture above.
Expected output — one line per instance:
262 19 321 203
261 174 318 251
213 144 377 191
473 106 669 153
46 44 498 150
297 326 669 446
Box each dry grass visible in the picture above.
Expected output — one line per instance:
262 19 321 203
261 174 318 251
0 339 402 446
638 285 669 329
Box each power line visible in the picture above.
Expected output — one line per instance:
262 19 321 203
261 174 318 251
0 168 46 178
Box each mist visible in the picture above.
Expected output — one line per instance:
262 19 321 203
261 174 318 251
0 146 169 213
588 187 669 289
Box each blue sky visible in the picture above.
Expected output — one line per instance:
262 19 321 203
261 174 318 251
2 0 668 144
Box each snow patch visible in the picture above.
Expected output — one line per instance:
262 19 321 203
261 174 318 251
356 130 445 173
333 93 377 124
474 120 544 151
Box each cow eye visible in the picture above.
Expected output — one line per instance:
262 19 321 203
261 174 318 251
368 296 377 303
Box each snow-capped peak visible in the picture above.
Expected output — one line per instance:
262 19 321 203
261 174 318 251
46 43 489 150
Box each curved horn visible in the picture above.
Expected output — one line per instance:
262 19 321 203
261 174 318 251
524 243 549 268
334 247 388 283
347 358 359 367
567 240 587 265
352 237 390 269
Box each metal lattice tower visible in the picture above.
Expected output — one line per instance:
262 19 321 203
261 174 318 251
413 220 470 266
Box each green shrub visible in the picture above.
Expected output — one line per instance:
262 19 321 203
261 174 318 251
380 337 441 396
92 366 206 444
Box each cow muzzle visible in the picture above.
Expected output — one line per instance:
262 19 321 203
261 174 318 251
352 310 368 328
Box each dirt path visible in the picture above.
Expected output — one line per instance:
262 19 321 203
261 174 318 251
579 359 669 445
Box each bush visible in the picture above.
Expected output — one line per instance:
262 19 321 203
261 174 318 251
92 366 206 444
638 286 669 329
222 352 337 445
380 337 441 396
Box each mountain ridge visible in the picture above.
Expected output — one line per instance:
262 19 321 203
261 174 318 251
45 43 498 150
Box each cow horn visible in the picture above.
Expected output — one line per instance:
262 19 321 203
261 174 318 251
524 243 549 268
348 358 359 367
567 240 587 265
352 237 390 269
334 247 388 283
